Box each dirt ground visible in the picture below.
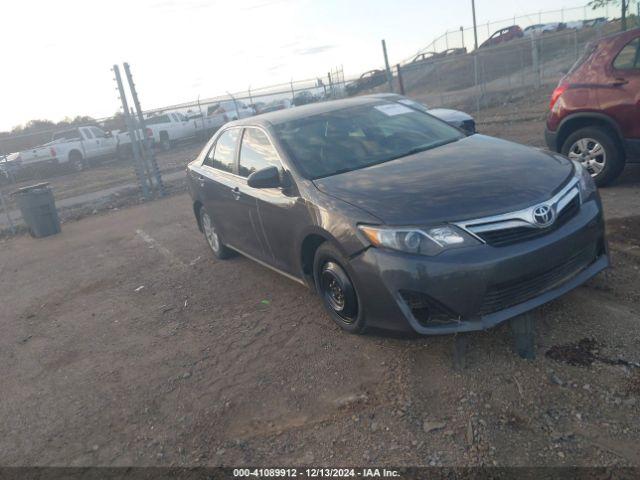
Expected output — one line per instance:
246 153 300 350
2 89 640 468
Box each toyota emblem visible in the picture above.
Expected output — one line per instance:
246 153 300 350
532 204 555 227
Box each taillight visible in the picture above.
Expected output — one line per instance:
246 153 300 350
50 147 56 158
550 84 568 111
146 127 153 138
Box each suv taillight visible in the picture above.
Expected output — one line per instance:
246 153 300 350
146 127 153 138
550 84 568 111
50 147 56 158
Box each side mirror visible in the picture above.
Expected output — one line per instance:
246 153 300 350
247 165 281 189
105 131 113 138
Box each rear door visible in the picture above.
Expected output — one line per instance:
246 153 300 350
235 126 300 273
198 128 242 244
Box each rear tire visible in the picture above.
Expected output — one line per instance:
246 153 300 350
159 132 171 152
313 242 366 334
68 150 85 172
561 127 624 187
199 207 233 260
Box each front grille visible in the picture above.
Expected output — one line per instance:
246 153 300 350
479 246 595 315
476 195 581 247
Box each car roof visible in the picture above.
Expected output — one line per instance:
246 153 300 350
224 95 390 127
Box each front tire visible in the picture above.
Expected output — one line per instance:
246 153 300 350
199 207 233 260
313 243 366 334
561 127 624 187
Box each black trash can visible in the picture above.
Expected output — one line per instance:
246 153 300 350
12 183 61 238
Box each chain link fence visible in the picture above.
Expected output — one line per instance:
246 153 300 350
1 2 637 231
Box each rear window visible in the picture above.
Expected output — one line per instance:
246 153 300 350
145 114 171 125
567 43 597 75
613 38 640 70
52 129 82 141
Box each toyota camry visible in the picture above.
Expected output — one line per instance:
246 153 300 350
186 95 608 335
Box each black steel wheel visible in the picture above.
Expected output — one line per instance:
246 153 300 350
313 242 366 333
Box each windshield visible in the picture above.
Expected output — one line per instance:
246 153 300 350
273 102 463 179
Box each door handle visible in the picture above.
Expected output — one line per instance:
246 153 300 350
612 78 629 87
232 186 241 200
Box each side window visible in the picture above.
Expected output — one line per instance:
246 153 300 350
613 38 640 70
203 129 239 173
238 128 281 178
91 127 106 138
83 129 94 139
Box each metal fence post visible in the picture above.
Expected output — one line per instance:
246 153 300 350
381 39 394 93
460 26 465 49
113 65 150 199
473 53 480 114
531 35 540 88
123 62 165 196
396 64 405 95
0 185 16 234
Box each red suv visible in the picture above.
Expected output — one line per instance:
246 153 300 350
545 27 640 186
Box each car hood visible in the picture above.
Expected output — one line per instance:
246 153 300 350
313 135 574 225
428 108 473 123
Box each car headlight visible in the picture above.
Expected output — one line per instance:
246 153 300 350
358 224 480 256
572 160 597 202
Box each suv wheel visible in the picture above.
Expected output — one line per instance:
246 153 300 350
200 207 233 259
561 127 624 186
313 243 366 334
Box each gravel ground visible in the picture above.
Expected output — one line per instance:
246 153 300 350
1 89 639 467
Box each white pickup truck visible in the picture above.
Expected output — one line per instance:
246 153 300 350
13 126 118 171
144 112 200 151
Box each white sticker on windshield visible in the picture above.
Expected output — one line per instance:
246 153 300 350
374 104 413 116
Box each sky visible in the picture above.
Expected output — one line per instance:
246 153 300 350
1 0 597 131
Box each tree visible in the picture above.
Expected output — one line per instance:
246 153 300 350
588 0 630 31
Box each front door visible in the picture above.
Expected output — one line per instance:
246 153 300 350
234 127 300 273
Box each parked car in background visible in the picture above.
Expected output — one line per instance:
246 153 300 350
345 69 387 96
187 96 607 335
145 112 199 151
410 51 439 66
409 48 467 67
545 27 640 186
257 98 293 113
114 128 155 158
584 17 608 28
369 93 476 135
523 23 564 36
12 126 118 171
479 25 524 48
565 20 586 30
206 101 255 121
293 90 319 106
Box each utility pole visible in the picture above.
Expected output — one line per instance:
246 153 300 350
381 39 394 93
621 0 628 31
123 62 165 196
471 0 479 50
113 65 150 199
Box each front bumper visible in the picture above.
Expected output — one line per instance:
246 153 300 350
348 198 608 335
